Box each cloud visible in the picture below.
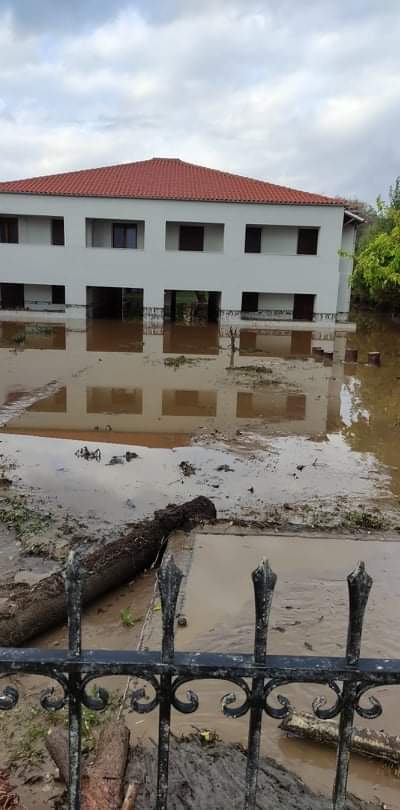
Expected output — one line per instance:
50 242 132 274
0 0 399 202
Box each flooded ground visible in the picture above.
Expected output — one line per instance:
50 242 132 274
1 312 400 807
0 314 399 526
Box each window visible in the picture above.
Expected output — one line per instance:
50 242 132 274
245 226 262 253
51 219 65 246
179 225 204 251
112 223 137 249
52 285 65 305
297 228 318 255
0 217 18 244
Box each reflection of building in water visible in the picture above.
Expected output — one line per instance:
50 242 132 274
163 323 219 355
162 390 217 417
240 330 312 357
87 387 143 415
0 321 66 350
0 324 347 441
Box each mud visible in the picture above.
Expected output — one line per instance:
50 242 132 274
127 735 379 810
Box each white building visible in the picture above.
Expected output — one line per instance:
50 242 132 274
0 158 359 324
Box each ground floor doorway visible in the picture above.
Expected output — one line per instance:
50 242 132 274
86 287 143 320
164 290 221 323
293 294 315 321
0 283 24 310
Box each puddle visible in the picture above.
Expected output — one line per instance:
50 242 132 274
138 530 400 807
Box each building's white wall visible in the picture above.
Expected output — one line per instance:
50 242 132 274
337 223 356 319
18 216 52 245
0 193 346 317
24 284 52 309
261 226 298 255
257 293 294 314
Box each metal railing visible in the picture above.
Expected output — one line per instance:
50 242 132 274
0 553 398 810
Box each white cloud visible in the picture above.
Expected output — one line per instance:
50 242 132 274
0 0 399 202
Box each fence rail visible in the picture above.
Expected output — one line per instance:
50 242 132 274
0 553 398 810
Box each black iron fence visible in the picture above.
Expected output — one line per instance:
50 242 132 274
0 553 398 810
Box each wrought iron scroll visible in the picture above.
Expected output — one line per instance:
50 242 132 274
0 553 397 810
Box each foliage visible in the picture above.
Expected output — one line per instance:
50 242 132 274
389 176 400 210
352 209 400 310
349 177 400 311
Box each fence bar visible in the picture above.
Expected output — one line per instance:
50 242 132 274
156 557 183 810
332 562 372 809
244 560 277 809
65 553 83 810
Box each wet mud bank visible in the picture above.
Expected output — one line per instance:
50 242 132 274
0 496 216 646
128 735 379 810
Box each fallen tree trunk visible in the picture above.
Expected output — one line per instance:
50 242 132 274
47 720 130 810
0 496 216 646
280 710 400 765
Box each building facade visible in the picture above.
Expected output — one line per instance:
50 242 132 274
0 158 358 324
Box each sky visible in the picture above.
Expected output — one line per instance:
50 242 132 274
0 0 399 203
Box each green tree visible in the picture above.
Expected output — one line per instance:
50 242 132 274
389 176 400 210
352 209 400 310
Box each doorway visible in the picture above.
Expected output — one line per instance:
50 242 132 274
0 283 24 309
293 294 314 321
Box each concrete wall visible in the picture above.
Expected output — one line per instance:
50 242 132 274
19 216 52 245
337 223 356 319
0 193 348 318
261 226 298 255
258 292 294 315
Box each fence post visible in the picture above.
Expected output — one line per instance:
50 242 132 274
332 562 372 809
244 560 277 809
156 556 183 810
65 552 83 810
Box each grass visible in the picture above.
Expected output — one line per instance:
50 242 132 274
164 355 197 368
0 495 52 541
120 607 142 627
228 365 272 374
0 688 121 767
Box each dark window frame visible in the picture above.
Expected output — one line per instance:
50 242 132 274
297 227 319 255
245 226 262 254
178 225 204 252
0 217 18 244
51 219 65 246
112 222 138 249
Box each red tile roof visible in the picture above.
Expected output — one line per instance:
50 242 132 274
0 158 344 206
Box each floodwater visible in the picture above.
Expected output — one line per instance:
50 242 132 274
0 314 399 520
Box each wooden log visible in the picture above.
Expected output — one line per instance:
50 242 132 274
47 720 130 810
280 710 400 765
345 348 358 362
368 352 381 366
0 496 216 646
